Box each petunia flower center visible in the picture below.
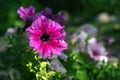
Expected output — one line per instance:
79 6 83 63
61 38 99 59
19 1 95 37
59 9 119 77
92 50 99 56
40 33 50 42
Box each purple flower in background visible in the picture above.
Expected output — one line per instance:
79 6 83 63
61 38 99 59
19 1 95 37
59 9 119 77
17 5 35 21
40 8 53 18
79 24 98 36
102 37 115 45
34 8 66 26
32 8 52 21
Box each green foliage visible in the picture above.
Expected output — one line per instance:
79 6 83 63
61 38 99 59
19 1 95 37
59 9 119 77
63 47 120 80
0 31 120 80
25 53 63 80
2 32 66 80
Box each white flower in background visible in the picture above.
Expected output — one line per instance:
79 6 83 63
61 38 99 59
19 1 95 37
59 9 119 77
79 31 88 40
88 37 108 63
71 31 88 43
97 12 110 23
98 56 108 63
71 31 88 52
6 27 16 35
97 12 117 23
78 31 88 52
88 37 96 43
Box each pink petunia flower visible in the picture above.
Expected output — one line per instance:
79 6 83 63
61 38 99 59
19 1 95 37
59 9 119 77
26 15 68 58
17 5 35 21
88 38 108 62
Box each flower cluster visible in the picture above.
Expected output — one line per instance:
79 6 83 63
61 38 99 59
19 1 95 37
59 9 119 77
17 6 68 58
71 24 108 63
17 6 66 28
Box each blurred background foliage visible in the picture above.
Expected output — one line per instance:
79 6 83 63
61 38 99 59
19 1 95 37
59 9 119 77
1 0 120 35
